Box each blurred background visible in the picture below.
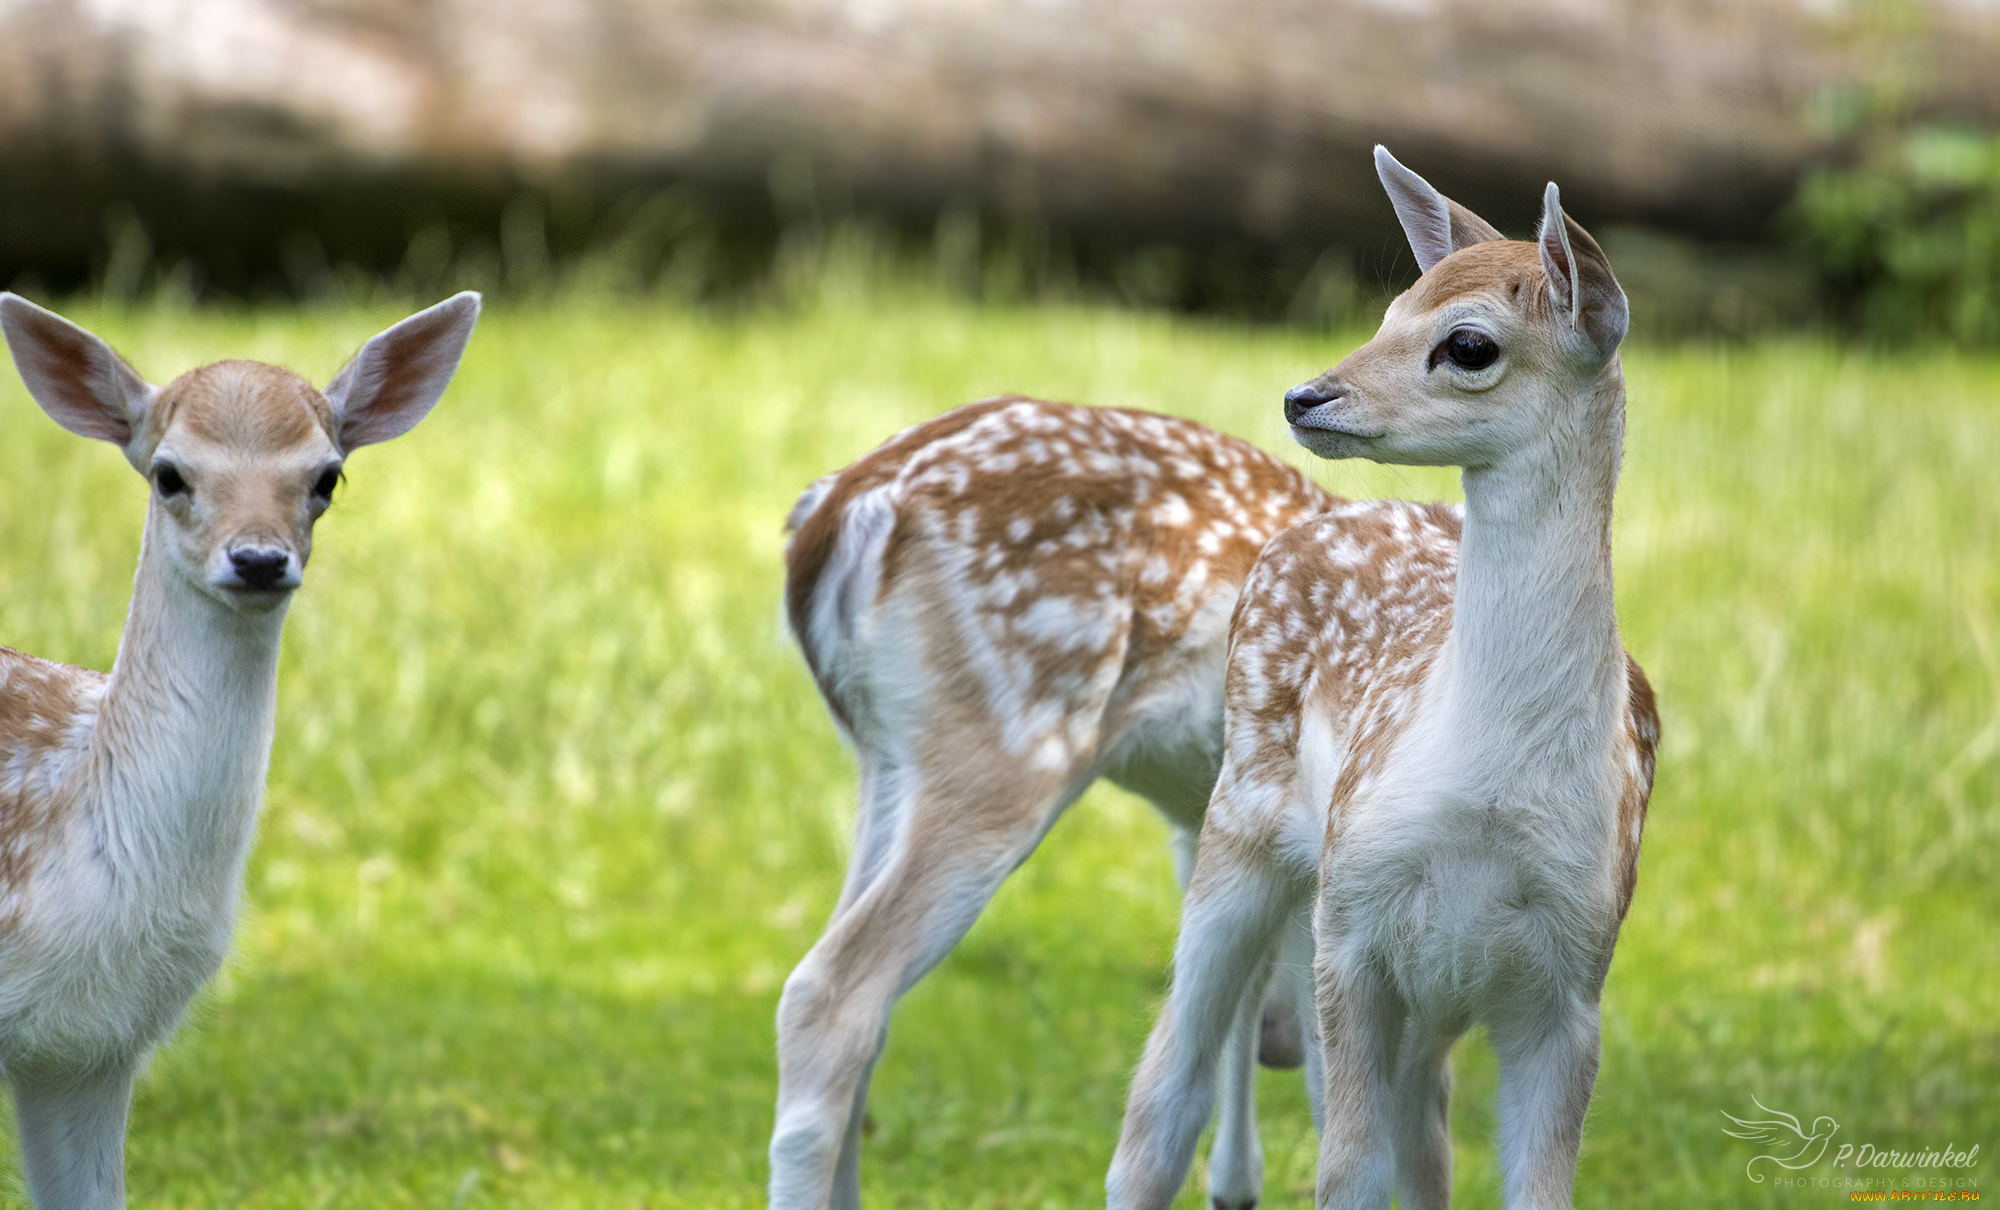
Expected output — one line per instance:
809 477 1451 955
1 4 1996 1208
5 0 2000 339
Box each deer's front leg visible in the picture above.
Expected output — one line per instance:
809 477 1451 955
11 1059 136 1210
1389 1022 1455 1210
1313 940 1402 1210
1490 998 1599 1210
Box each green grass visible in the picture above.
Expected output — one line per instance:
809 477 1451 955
0 288 1994 1207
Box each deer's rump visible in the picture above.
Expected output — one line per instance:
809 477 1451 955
782 396 1336 775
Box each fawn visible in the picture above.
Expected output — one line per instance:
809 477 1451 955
771 397 1341 1209
0 292 480 1209
1107 149 1659 1209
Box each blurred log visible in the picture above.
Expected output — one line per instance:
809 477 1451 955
2 0 1997 296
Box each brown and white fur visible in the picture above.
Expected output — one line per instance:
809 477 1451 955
772 398 1341 1209
0 292 480 1209
1106 149 1659 1209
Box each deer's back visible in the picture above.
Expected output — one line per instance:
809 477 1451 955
785 397 1335 794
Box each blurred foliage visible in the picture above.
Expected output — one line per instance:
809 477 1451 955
1791 125 2000 344
1598 227 1816 341
35 186 1838 346
15 176 1377 332
21 144 1840 340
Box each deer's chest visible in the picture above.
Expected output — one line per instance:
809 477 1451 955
1321 761 1620 1014
0 804 242 1066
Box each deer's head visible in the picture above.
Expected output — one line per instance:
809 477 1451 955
1284 147 1628 469
0 293 480 613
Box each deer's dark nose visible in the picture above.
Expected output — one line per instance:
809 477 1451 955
1283 381 1339 424
228 546 291 590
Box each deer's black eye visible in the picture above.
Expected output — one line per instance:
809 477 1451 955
153 464 188 497
1437 328 1500 371
313 466 342 500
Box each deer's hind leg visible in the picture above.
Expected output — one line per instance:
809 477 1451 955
1108 829 1302 1210
768 747 1095 1210
1252 902 1322 1085
1161 827 1268 1210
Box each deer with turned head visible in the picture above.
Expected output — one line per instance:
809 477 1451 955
0 292 480 1209
1107 148 1659 1209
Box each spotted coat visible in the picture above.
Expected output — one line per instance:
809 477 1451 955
786 395 1340 800
0 651 102 937
1208 510 1664 944
1209 500 1657 916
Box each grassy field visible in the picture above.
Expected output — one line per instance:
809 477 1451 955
0 287 1994 1208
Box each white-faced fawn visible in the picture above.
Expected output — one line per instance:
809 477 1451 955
1107 148 1658 1210
0 292 480 1209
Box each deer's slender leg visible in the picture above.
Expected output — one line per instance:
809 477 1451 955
832 758 908 915
1491 997 1599 1210
1205 968 1269 1210
1270 906 1328 1132
1313 929 1403 1210
770 761 1085 1210
1107 838 1294 1210
1168 826 1270 1210
1389 1022 1455 1210
1257 905 1315 1072
793 757 906 1210
11 1059 136 1210
1254 900 1322 1094
825 1032 883 1210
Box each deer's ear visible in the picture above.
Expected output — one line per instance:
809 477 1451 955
1537 183 1628 360
1374 145 1504 273
325 292 481 450
0 293 156 453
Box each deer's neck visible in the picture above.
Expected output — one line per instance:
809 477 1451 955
84 519 287 899
1435 363 1627 776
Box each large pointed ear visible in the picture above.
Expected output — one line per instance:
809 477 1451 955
1374 145 1505 273
325 292 481 450
0 293 157 458
1536 183 1628 360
